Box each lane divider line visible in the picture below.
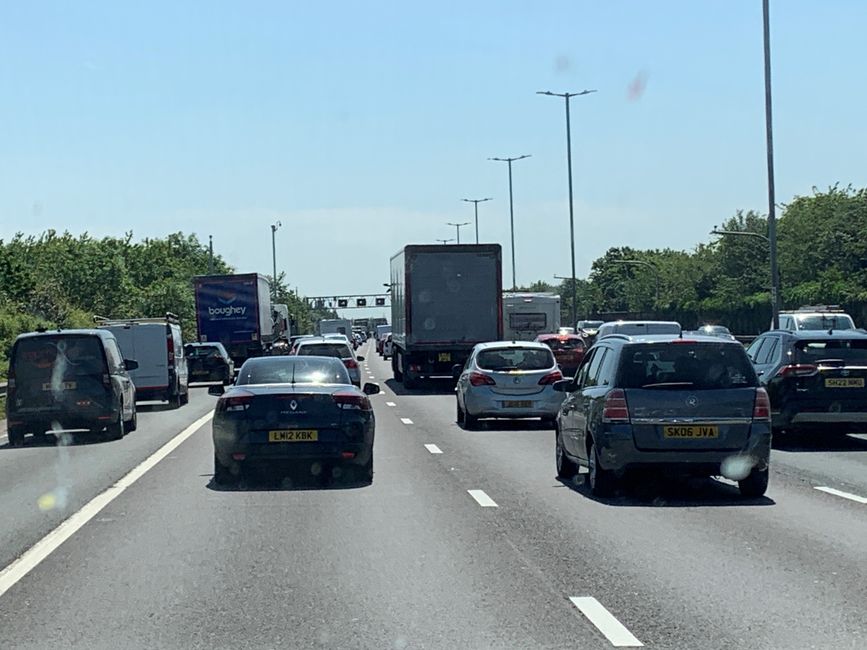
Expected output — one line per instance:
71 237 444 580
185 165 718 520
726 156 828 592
0 411 214 600
814 486 867 505
386 402 396 407
467 489 498 507
400 418 414 425
424 444 443 454
569 596 644 647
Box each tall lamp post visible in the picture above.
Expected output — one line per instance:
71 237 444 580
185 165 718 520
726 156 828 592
270 221 282 298
436 238 455 245
762 0 780 329
610 259 660 308
489 155 531 290
462 198 492 244
446 222 470 244
537 89 596 329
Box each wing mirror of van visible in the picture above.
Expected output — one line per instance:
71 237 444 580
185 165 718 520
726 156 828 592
124 359 139 371
208 384 226 396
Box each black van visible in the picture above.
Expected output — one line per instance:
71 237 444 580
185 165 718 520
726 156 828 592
6 329 139 445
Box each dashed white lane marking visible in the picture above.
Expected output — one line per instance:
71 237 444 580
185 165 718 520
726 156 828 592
814 486 867 505
0 411 214 599
569 596 644 647
400 418 414 425
386 402 396 407
467 489 498 507
368 375 375 379
424 444 443 454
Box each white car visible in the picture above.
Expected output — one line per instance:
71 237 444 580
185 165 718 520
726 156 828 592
382 334 393 360
293 337 364 387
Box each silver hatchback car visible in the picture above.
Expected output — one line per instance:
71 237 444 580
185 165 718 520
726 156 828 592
454 341 565 429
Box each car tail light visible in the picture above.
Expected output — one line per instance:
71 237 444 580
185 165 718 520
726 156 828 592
333 389 371 411
7 369 15 389
218 390 254 413
753 387 771 420
776 363 818 378
344 359 358 369
102 373 112 388
167 332 175 369
602 389 630 422
671 339 697 345
538 370 563 385
469 371 496 386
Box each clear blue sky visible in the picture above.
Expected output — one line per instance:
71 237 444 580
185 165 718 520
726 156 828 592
1 1 865 318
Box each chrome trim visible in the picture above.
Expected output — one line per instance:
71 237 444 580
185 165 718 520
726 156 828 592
630 417 754 425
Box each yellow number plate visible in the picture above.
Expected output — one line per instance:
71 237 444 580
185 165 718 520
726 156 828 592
438 352 451 362
504 400 532 408
825 378 865 388
268 430 318 442
663 425 719 439
42 381 77 391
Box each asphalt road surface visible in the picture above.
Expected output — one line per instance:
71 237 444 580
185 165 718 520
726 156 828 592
0 343 865 649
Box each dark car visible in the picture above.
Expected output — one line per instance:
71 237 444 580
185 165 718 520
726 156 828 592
535 333 587 377
185 342 235 384
6 329 139 445
746 329 867 434
210 356 380 485
554 333 771 498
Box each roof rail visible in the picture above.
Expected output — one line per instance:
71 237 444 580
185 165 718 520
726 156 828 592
794 305 846 313
94 312 180 326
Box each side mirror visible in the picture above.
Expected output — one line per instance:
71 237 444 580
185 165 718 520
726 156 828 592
451 364 463 379
552 379 574 393
356 355 365 362
208 384 226 396
362 382 380 395
124 359 139 371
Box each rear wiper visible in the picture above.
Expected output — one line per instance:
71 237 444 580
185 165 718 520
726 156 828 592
494 366 520 371
640 381 695 389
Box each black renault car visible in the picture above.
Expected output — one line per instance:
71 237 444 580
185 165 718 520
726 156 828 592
6 329 139 445
747 329 867 433
210 355 379 484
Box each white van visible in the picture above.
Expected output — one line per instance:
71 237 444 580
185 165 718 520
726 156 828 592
97 314 189 407
596 320 682 339
503 292 561 341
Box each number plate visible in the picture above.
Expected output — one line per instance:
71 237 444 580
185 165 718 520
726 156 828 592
503 400 532 408
663 425 719 439
438 352 452 362
268 430 318 442
825 377 865 388
42 381 77 391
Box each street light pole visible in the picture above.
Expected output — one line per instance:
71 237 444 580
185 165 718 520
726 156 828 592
762 0 780 329
208 235 214 274
538 89 596 330
436 238 454 245
270 221 282 298
447 222 470 244
462 198 492 244
489 155 531 290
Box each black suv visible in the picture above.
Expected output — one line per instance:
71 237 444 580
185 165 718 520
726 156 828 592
747 329 867 433
6 329 139 445
184 342 235 384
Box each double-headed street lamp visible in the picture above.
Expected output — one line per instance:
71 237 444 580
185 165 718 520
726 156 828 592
489 154 531 290
537 88 596 329
436 238 455 245
447 222 470 244
461 198 492 244
610 259 660 307
270 221 282 298
762 0 780 329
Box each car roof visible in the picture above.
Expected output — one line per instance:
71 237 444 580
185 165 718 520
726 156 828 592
601 333 743 345
536 333 582 340
15 328 115 342
767 329 867 340
599 320 681 327
297 337 351 345
474 340 553 351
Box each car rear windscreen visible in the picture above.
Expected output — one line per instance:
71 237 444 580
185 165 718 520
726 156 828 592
297 343 353 359
795 339 867 364
619 342 756 389
13 335 108 383
477 347 555 371
542 338 584 352
237 358 350 385
185 346 221 358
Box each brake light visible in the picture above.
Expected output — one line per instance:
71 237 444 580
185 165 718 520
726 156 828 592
332 389 371 411
538 370 563 385
167 332 175 369
776 363 818 378
602 389 630 422
218 390 254 413
469 371 496 386
753 387 771 420
7 369 15 389
671 339 697 344
344 359 358 369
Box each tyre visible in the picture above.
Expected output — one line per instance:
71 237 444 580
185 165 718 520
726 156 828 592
393 352 404 382
738 466 769 498
460 404 478 430
170 388 182 409
106 407 125 441
180 389 189 406
214 453 238 486
586 439 616 497
555 428 578 480
128 407 138 432
404 375 420 390
8 427 26 447
542 415 557 429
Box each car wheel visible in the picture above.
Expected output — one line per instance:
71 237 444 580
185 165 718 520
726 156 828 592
738 466 769 498
393 353 404 382
587 439 615 497
542 415 557 429
460 404 478 430
180 389 189 406
555 428 578 480
106 407 125 441
128 407 138 432
8 427 26 447
214 453 238 486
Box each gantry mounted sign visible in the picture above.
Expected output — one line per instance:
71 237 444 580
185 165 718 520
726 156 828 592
306 294 389 309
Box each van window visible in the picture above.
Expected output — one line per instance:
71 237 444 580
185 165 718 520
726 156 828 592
105 339 124 369
619 342 756 390
794 314 855 331
509 313 547 331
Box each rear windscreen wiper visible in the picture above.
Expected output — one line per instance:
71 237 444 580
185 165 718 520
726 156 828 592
640 381 695 389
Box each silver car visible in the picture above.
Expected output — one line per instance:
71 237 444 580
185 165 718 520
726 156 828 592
292 337 364 387
454 341 565 429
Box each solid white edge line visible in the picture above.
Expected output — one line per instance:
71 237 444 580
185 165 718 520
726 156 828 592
400 418 414 425
0 411 214 599
814 486 867 504
424 444 443 454
569 596 644 647
467 489 498 507
385 402 396 407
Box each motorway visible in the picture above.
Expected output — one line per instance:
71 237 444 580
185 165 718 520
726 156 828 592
0 341 865 649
